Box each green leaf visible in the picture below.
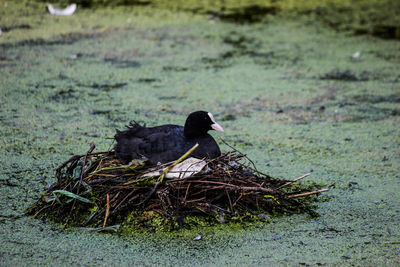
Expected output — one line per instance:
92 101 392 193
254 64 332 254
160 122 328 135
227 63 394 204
52 190 96 205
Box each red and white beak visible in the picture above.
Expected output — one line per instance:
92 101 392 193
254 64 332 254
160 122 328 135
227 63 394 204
208 112 224 132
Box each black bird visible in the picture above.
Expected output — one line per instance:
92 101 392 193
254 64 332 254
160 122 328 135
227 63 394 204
114 111 224 165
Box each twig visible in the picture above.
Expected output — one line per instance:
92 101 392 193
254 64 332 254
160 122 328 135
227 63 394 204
103 193 110 227
92 160 145 175
185 197 207 203
79 142 96 185
183 183 191 203
188 180 276 194
134 181 160 206
225 189 233 213
110 190 136 215
276 173 310 189
108 192 120 208
70 142 95 216
31 204 51 218
287 188 328 198
220 139 268 177
232 193 244 207
199 203 230 213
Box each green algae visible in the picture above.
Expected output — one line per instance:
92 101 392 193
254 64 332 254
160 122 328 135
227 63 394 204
1 1 400 266
1 0 399 46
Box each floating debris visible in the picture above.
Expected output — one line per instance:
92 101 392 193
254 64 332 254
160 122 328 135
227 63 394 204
193 234 202 241
320 69 369 81
48 3 77 16
352 51 360 59
27 142 328 230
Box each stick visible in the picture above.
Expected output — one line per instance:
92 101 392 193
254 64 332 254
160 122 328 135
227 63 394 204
70 142 95 216
103 193 110 227
78 142 96 193
219 139 272 178
276 173 310 189
183 183 191 203
188 180 276 194
110 190 136 215
91 160 145 174
225 189 233 213
287 188 328 198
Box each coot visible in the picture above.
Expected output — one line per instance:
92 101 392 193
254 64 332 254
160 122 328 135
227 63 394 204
115 111 224 165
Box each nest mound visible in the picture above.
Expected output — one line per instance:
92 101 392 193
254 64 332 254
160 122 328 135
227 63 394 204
28 143 327 231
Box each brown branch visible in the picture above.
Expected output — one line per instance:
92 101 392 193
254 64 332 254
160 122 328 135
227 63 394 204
183 183 191 203
111 190 136 215
287 188 328 198
103 194 110 227
225 189 233 213
188 180 276 193
277 173 310 189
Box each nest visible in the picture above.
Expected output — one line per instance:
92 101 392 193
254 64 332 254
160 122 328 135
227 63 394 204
27 143 328 231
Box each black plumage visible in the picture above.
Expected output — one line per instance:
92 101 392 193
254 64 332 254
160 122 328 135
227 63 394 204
114 111 224 165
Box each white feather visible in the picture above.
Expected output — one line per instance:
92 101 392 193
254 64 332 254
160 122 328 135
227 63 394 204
48 3 77 16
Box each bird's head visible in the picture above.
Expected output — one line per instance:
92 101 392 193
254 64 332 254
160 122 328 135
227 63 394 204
184 111 224 138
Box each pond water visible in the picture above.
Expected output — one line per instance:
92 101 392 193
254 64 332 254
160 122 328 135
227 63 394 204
1 1 399 265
